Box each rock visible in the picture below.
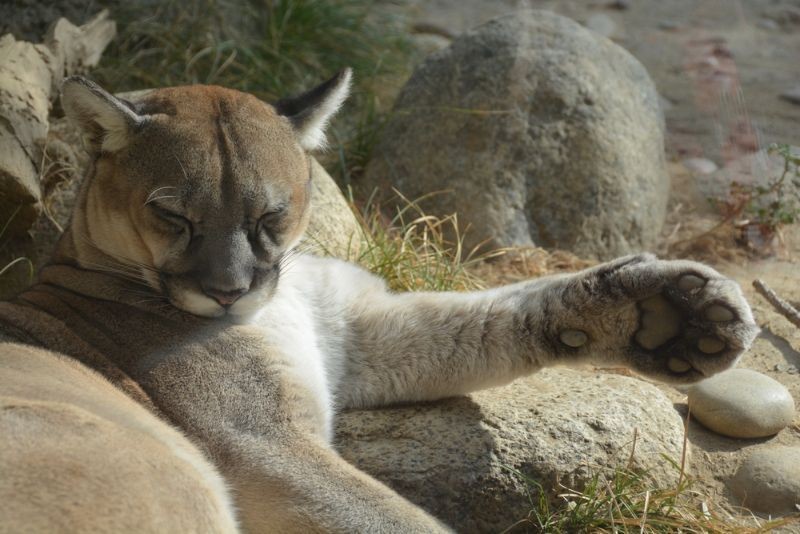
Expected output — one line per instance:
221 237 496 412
364 10 669 260
758 18 780 31
658 20 680 31
729 446 800 515
410 33 451 57
688 369 795 439
779 87 800 106
682 157 718 175
607 0 631 10
659 94 674 112
774 363 799 375
0 11 115 242
301 159 362 260
336 369 686 532
0 0 116 42
585 13 617 38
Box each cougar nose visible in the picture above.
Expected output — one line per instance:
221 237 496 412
203 287 248 307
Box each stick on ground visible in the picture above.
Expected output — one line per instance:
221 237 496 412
753 279 800 329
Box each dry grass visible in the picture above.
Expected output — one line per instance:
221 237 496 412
337 188 596 292
502 429 799 534
345 190 502 292
504 463 797 533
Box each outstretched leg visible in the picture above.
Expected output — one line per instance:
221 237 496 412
297 254 758 409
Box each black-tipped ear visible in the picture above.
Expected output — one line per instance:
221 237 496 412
61 76 144 153
275 68 352 151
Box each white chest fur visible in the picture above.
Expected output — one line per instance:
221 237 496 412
251 278 335 441
247 254 392 443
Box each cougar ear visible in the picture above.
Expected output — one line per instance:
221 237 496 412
275 68 352 151
61 76 144 153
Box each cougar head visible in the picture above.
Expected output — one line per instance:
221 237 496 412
60 70 351 318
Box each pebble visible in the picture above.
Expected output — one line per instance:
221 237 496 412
758 18 780 31
607 0 630 10
410 34 452 56
586 13 617 38
688 368 795 438
729 446 800 515
774 363 799 375
779 87 800 106
682 157 718 175
658 20 680 31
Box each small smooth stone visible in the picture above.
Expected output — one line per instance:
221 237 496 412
688 369 796 438
682 157 718 175
697 337 725 354
729 446 800 515
658 20 680 31
705 304 734 322
758 18 779 30
560 329 588 348
659 94 673 112
780 87 800 106
668 357 692 373
677 274 705 291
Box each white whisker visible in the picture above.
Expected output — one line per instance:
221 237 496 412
144 186 178 205
144 195 179 206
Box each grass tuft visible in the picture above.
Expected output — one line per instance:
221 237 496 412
502 453 798 533
346 190 503 292
93 0 413 184
96 0 410 96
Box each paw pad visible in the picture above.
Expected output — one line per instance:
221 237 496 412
668 356 692 373
677 274 705 292
636 295 681 350
698 337 726 354
559 329 588 348
705 304 734 322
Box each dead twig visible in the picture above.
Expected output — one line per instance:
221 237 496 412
753 279 800 329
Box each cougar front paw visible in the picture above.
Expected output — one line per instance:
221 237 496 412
569 254 759 383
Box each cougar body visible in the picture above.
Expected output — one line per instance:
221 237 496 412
0 73 758 532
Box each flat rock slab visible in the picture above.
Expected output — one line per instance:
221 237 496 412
730 446 800 515
688 368 795 439
336 368 685 533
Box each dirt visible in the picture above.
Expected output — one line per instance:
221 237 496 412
396 0 800 525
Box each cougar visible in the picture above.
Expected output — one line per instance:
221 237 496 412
0 70 758 532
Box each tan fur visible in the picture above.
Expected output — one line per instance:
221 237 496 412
0 343 237 533
0 75 758 532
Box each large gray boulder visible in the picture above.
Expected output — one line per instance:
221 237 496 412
365 10 669 259
335 368 686 533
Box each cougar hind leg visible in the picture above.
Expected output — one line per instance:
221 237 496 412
0 343 238 534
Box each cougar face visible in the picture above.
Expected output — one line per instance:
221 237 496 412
61 71 351 317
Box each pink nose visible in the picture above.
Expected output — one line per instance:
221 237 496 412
203 288 247 307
